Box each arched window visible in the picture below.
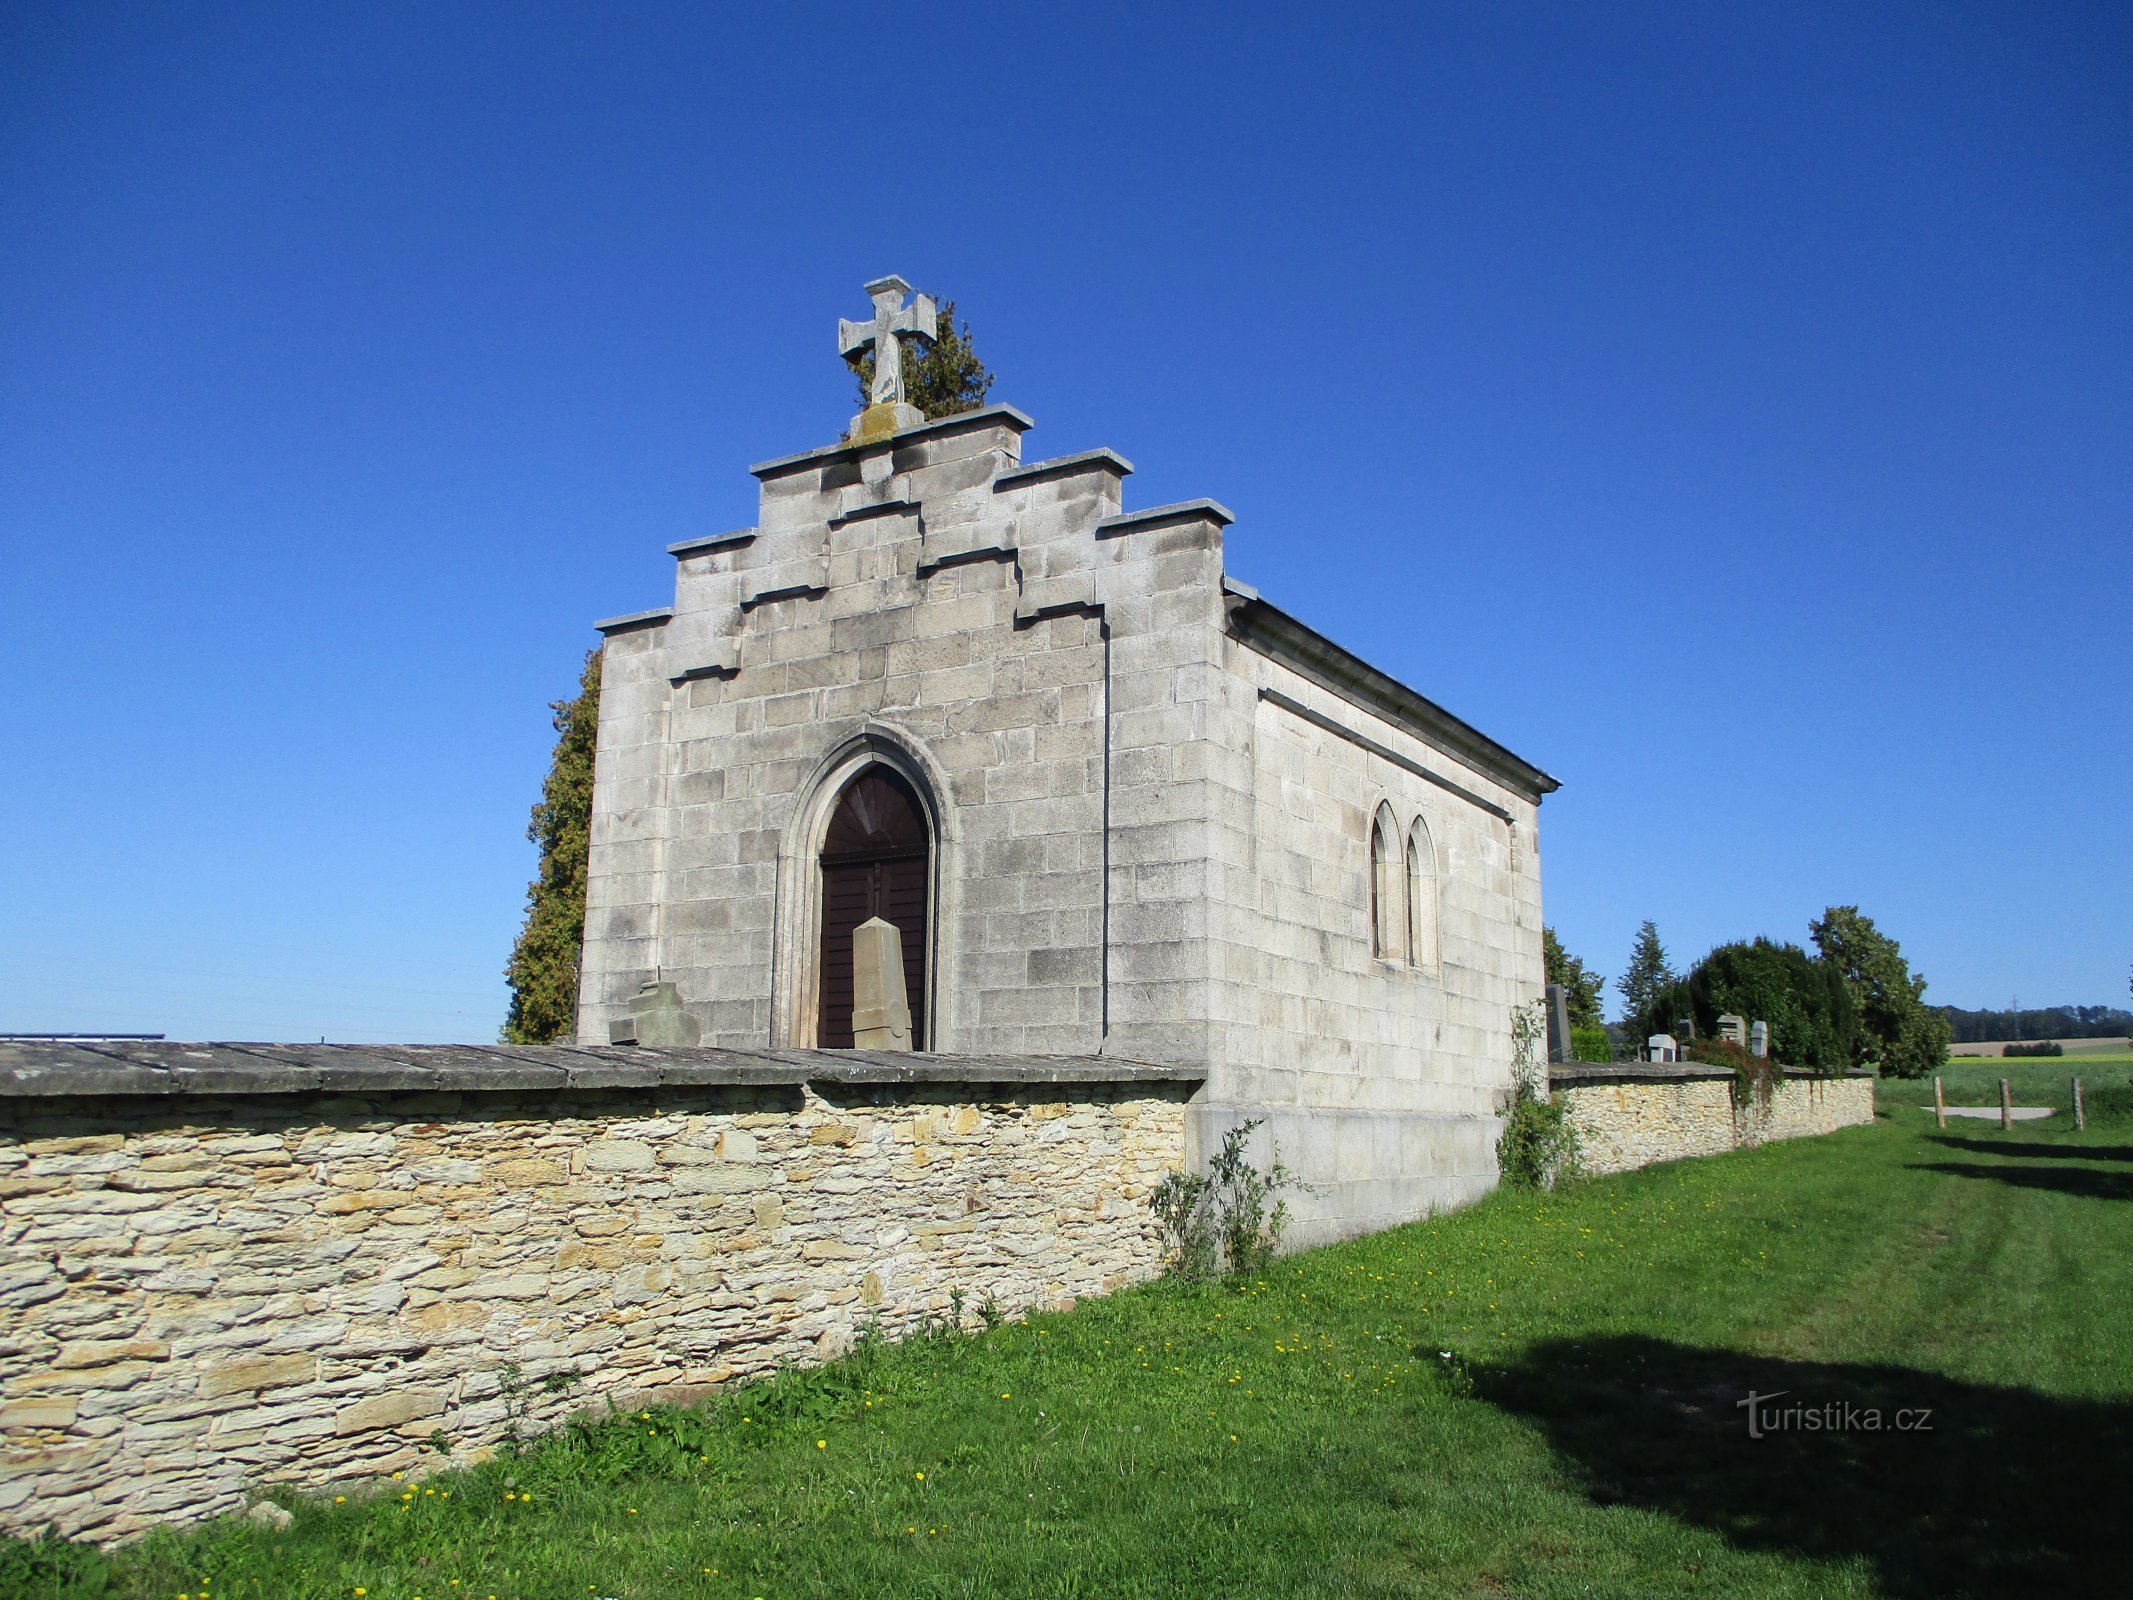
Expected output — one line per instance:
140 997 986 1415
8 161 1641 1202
1407 816 1438 971
1370 803 1404 962
817 766 931 1049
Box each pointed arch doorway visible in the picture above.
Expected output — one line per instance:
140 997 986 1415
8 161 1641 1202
816 766 931 1049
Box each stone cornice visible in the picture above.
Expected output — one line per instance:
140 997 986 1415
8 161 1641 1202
1225 584 1560 804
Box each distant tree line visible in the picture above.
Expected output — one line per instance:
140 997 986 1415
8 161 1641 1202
1936 1004 2133 1043
1550 906 1956 1078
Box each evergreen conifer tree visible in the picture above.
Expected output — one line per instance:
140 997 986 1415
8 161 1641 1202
1616 920 1676 1041
502 648 601 1044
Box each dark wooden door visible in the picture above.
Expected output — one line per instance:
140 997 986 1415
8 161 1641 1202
816 769 929 1049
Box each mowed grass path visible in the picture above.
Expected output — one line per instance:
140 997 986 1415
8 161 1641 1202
21 1106 2133 1599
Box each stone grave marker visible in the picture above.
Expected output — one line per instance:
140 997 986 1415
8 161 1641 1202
851 916 913 1050
1545 983 1571 1064
1647 1033 1677 1063
1749 1019 1770 1058
607 979 701 1046
1717 1013 1747 1048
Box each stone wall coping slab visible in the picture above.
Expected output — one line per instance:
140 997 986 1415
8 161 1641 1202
992 448 1135 488
748 404 1036 479
1095 498 1235 536
0 1041 1208 1100
592 606 674 635
668 529 758 558
1548 1062 1871 1085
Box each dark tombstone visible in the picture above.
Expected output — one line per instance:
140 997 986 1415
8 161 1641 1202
1545 984 1571 1064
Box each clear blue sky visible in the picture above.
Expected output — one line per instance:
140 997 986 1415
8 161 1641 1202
3 2 2127 1041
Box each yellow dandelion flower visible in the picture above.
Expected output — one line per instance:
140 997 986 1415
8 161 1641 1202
816 1439 826 1449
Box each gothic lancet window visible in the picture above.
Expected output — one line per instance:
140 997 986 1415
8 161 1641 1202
816 767 930 1049
1407 816 1438 971
1370 803 1404 962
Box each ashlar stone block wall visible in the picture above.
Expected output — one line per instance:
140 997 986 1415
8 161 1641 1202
1194 614 1546 1241
0 1049 1192 1545
577 401 1560 1248
1552 1066 1875 1176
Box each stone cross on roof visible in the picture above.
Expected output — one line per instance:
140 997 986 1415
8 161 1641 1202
839 275 937 413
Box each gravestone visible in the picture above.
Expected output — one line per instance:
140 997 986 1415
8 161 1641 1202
1647 1033 1677 1064
606 980 701 1046
1545 983 1571 1064
1749 1019 1770 1059
1717 1013 1747 1048
850 917 913 1050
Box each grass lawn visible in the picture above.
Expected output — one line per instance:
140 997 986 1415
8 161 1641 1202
13 1102 2131 1599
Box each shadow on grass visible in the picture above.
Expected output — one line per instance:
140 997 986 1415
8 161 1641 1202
1927 1136 2133 1163
1909 1162 2133 1202
1474 1335 2131 1598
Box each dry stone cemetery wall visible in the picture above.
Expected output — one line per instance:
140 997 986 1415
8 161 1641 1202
1551 1065 1874 1176
0 1045 1195 1545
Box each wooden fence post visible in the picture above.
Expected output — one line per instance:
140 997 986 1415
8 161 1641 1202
2073 1076 2085 1132
1934 1075 1946 1129
1999 1077 2012 1131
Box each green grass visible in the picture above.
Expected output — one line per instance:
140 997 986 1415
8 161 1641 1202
14 1104 2132 1599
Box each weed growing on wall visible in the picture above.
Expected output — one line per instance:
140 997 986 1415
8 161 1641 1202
1496 1083 1579 1189
1498 999 1580 1189
1150 1121 1293 1282
1689 1035 1782 1112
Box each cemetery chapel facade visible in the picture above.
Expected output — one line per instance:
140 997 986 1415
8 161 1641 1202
578 279 1557 1243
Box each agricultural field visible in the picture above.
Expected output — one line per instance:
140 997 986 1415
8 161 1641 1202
1887 1053 2133 1113
11 1101 2130 1599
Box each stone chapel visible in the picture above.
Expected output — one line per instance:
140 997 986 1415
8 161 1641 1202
578 278 1558 1243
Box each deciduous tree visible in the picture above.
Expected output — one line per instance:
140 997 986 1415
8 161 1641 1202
1810 905 1950 1078
1544 927 1606 1027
